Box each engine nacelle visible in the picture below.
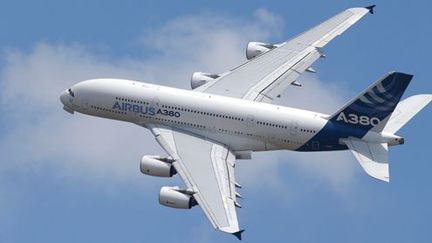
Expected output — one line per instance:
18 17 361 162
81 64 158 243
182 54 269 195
159 186 197 209
246 41 276 60
140 155 176 177
190 72 219 89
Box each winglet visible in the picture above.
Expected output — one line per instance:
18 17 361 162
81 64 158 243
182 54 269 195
365 5 376 14
232 230 245 240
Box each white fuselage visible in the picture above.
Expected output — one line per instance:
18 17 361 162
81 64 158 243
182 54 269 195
61 79 329 152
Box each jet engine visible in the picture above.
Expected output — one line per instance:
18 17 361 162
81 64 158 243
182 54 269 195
190 72 220 89
159 186 197 209
140 155 176 177
246 41 277 60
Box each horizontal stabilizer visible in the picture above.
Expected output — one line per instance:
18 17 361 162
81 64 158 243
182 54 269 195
383 94 432 134
342 138 389 182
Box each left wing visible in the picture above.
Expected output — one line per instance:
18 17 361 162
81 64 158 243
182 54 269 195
148 124 243 239
196 6 374 103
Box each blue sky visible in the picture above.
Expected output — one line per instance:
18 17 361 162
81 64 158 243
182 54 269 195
0 1 431 242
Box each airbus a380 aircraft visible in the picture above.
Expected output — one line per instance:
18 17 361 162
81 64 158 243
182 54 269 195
60 6 431 240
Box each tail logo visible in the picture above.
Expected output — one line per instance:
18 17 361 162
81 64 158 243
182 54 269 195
336 112 380 126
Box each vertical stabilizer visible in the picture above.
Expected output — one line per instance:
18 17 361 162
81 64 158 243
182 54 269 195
329 72 413 132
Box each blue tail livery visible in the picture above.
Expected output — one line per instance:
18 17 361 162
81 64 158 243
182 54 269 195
329 72 412 132
297 72 414 152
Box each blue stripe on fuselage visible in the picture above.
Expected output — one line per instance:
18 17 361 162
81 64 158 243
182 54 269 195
296 120 369 151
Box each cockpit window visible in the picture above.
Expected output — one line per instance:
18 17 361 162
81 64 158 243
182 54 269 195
68 88 75 97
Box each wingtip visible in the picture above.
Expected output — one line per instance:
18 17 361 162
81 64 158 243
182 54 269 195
365 5 376 14
232 230 245 240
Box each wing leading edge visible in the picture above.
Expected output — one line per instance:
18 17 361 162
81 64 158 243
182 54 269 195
147 124 243 238
197 6 373 103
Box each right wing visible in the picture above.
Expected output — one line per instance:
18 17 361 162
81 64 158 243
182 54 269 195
196 6 374 103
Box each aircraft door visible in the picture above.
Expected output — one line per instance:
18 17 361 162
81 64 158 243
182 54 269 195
312 141 320 150
81 99 89 111
146 96 160 122
246 115 255 127
290 121 298 137
152 97 160 108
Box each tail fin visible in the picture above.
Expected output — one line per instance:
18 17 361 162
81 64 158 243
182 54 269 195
329 72 413 132
382 94 432 134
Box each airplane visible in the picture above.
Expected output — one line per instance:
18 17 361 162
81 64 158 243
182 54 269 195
60 5 431 240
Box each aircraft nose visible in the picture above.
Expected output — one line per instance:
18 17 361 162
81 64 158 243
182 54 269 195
60 90 68 106
60 90 75 114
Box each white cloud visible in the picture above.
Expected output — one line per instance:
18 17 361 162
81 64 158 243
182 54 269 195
253 8 284 34
0 8 360 197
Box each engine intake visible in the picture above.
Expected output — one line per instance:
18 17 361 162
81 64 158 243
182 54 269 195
140 155 176 177
159 186 197 209
190 72 219 89
246 42 277 60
